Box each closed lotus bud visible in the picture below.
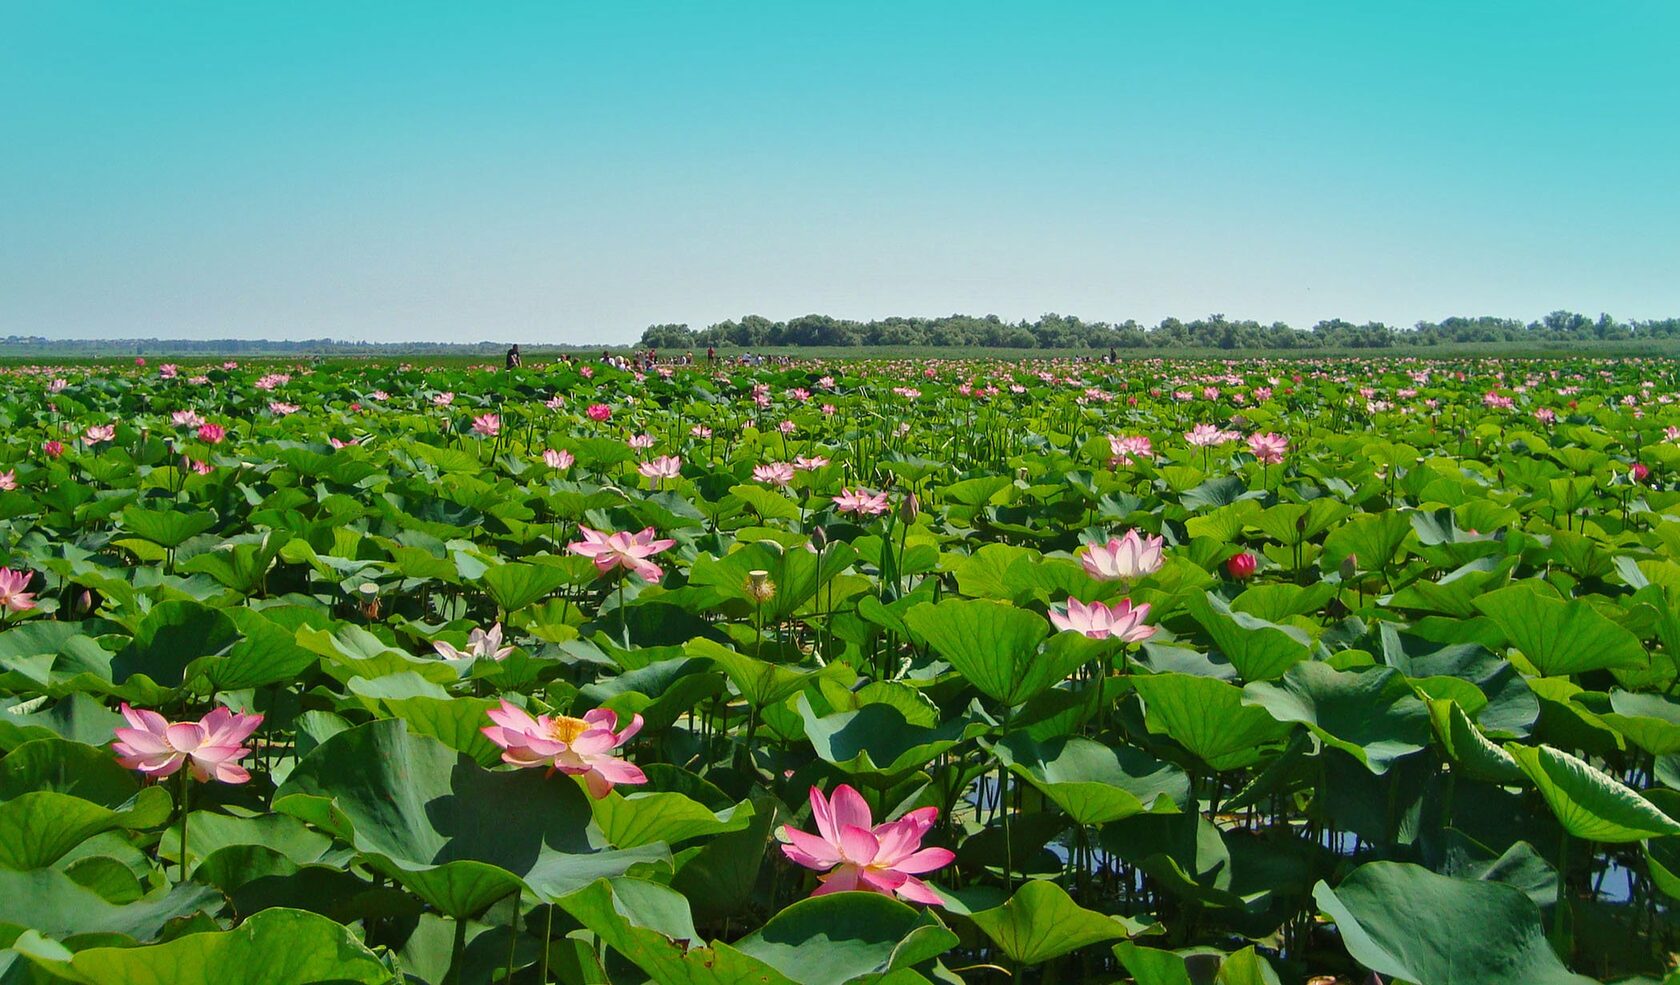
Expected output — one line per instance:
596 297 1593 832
900 492 920 523
1226 552 1258 580
1340 554 1357 581
810 526 828 551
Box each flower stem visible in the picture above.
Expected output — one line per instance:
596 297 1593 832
177 770 190 882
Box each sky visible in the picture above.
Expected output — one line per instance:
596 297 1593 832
2 2 1678 344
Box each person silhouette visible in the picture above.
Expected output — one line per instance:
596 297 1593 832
505 344 522 369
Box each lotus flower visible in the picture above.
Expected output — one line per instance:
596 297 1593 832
0 568 36 613
543 448 574 469
586 403 612 422
172 410 204 428
568 526 676 582
112 703 263 784
833 488 890 516
0 470 15 492
480 700 645 798
83 424 116 444
1247 432 1288 465
42 440 63 459
1185 423 1237 447
471 413 501 437
1227 552 1258 579
753 462 795 487
1080 530 1164 582
1049 597 1156 642
197 422 226 444
778 784 953 905
638 455 682 481
1107 433 1154 466
434 623 515 662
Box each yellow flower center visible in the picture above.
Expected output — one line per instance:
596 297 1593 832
546 715 590 744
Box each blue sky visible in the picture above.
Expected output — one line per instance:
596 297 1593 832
2 2 1677 343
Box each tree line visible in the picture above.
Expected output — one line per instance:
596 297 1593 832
640 311 1680 351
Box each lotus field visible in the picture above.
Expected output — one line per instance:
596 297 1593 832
9 354 1680 985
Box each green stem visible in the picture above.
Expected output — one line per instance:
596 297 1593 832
177 771 190 882
446 914 469 985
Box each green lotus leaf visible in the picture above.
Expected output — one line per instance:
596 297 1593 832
1243 662 1429 774
275 719 666 916
734 891 958 984
1182 592 1312 683
1472 583 1648 677
1504 742 1680 842
969 879 1140 964
1133 672 1295 771
11 907 393 985
903 598 1062 707
1312 861 1594 985
993 734 1187 825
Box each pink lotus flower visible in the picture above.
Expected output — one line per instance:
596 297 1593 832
586 403 612 422
568 526 676 582
628 433 655 451
197 422 226 444
172 410 204 428
159 363 179 379
186 458 213 475
1080 530 1164 582
471 413 501 437
42 440 63 459
778 784 953 905
0 568 36 612
83 424 116 444
794 455 830 471
834 488 890 516
1185 424 1238 448
691 425 713 439
753 462 795 487
1049 597 1156 642
1247 432 1288 465
269 401 300 416
0 470 15 492
434 623 515 661
638 455 682 481
112 703 263 784
480 700 645 798
545 394 565 410
543 448 574 469
432 392 455 407
1632 463 1651 483
1107 434 1154 466
48 378 67 393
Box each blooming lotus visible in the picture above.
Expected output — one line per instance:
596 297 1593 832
778 784 953 905
543 448 574 469
628 433 655 450
197 422 226 444
42 440 63 459
793 455 830 470
637 455 682 481
753 462 795 487
1049 597 1156 642
434 622 515 662
1185 423 1238 447
1247 432 1288 465
471 413 501 437
112 703 263 784
83 424 116 444
480 700 645 798
833 488 890 516
586 403 612 422
0 568 36 613
1107 434 1154 466
433 392 455 407
1080 530 1164 582
568 526 676 582
0 470 14 492
172 410 204 428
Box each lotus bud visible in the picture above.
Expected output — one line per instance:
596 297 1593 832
810 526 828 551
1340 554 1357 581
900 492 920 523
